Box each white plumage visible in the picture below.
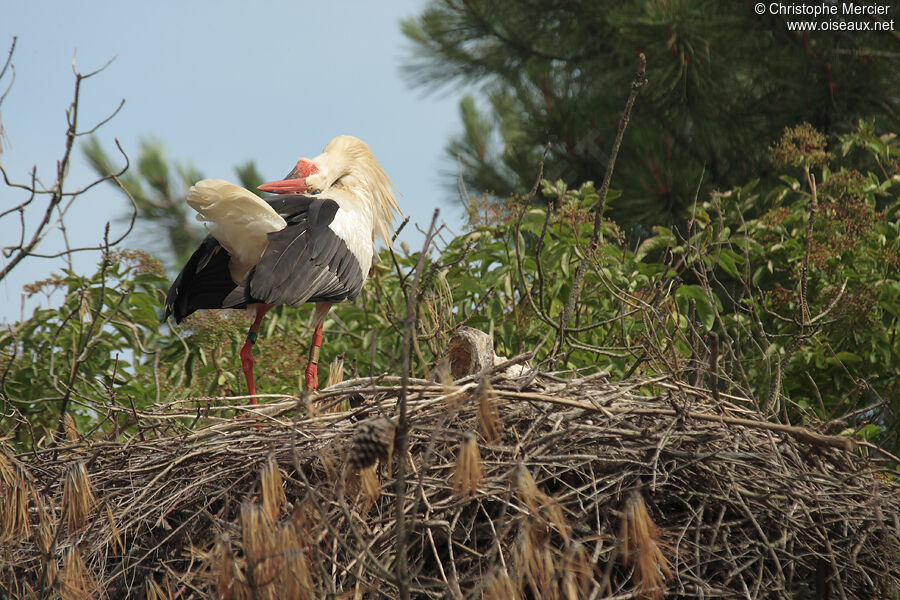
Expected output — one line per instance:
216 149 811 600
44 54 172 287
165 135 400 398
186 179 287 282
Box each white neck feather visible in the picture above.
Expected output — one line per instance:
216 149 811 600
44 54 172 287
309 136 402 249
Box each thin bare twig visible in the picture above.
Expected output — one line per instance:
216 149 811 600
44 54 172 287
552 53 647 364
395 209 440 600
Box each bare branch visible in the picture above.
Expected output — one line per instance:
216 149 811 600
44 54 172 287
395 208 440 600
0 55 128 283
76 98 125 137
552 53 646 364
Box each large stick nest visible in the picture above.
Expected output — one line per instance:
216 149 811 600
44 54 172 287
1 367 898 599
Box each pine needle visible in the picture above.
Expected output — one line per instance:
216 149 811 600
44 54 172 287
105 501 124 554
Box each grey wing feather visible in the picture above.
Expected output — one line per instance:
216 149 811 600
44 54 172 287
222 195 364 308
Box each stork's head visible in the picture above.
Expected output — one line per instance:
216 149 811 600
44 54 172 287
259 135 401 247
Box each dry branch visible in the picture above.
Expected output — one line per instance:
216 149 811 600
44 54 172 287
0 365 897 599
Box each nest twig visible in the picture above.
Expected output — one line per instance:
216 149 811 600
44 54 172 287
1 367 898 599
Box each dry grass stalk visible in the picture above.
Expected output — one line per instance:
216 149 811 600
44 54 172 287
104 501 124 554
240 502 277 594
260 455 287 522
61 461 95 533
58 546 98 600
325 354 344 389
274 522 314 599
452 432 482 497
477 379 503 443
483 567 518 600
621 492 672 600
359 464 381 504
0 451 30 542
145 575 173 600
513 520 555 598
63 413 79 442
516 465 570 542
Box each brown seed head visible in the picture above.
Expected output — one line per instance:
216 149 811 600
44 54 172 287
359 465 381 504
275 522 314 599
209 535 236 599
324 354 345 389
240 502 277 587
513 519 555 598
0 452 29 542
483 568 518 600
64 413 79 442
561 541 592 599
516 465 570 542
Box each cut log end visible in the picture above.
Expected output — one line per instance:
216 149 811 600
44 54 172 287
447 327 497 378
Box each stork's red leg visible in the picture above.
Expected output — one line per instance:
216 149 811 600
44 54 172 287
240 304 272 404
305 324 324 392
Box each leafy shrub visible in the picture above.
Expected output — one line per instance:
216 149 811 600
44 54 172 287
3 123 897 457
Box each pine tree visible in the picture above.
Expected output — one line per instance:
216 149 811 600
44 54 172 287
403 0 900 235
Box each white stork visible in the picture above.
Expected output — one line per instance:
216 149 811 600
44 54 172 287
164 135 401 400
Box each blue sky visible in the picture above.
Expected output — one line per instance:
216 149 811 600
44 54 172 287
0 0 465 323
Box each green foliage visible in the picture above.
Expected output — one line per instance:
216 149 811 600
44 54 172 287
644 123 900 450
3 122 898 460
403 0 900 234
1 250 169 447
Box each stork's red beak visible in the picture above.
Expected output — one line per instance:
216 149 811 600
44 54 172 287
258 159 319 194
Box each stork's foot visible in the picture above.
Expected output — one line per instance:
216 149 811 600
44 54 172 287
305 361 319 392
239 336 258 405
305 323 324 392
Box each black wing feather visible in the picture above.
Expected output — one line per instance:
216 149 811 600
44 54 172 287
222 194 365 308
164 235 237 323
